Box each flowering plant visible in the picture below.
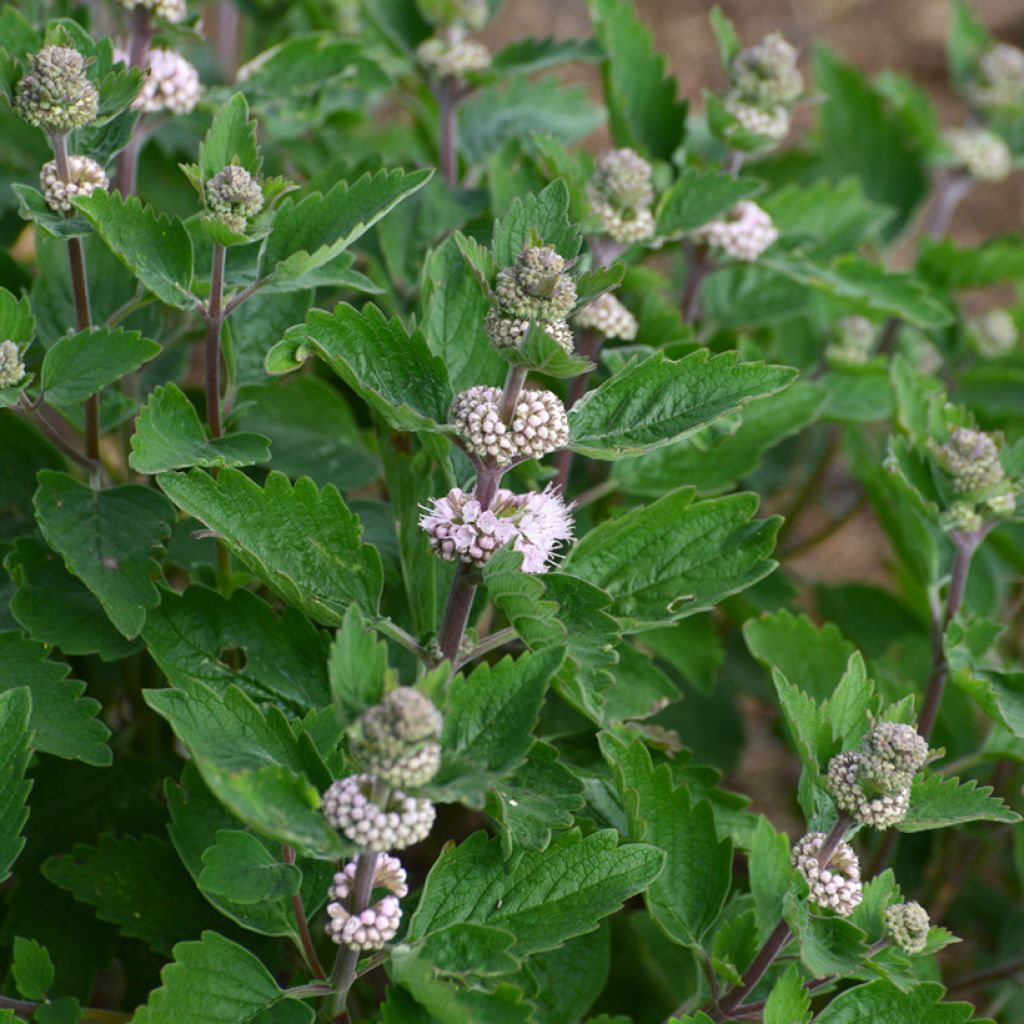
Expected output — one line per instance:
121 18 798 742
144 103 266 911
0 1 1022 1023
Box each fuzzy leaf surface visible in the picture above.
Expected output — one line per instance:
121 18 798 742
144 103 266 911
0 687 32 884
41 327 160 405
898 774 1021 832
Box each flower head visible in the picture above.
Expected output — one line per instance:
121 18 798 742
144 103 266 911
417 37 491 79
322 774 435 851
493 246 577 321
576 293 638 341
119 0 187 23
0 341 26 388
350 689 443 788
205 165 264 232
695 200 778 261
933 427 1006 496
827 750 910 829
133 48 201 115
944 127 1012 182
588 148 655 243
15 46 99 133
325 852 408 950
827 316 876 366
40 155 108 213
860 719 930 790
450 385 569 466
485 314 574 354
970 43 1024 111
970 308 1018 358
792 831 863 916
884 901 930 955
730 32 803 106
724 95 791 143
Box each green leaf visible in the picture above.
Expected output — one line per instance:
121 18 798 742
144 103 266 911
485 740 585 856
0 687 31 884
492 180 582 266
588 0 687 160
0 632 111 766
656 168 763 236
491 35 604 76
158 468 383 625
145 682 341 858
292 303 453 432
130 383 270 473
73 191 194 310
142 583 330 714
34 471 174 639
496 320 592 378
898 773 1021 832
11 937 54 1001
4 536 140 660
32 997 80 1024
917 235 1024 290
41 326 160 405
42 833 222 954
133 931 314 1024
431 648 564 804
785 892 867 977
199 92 261 179
601 734 731 946
567 351 797 460
948 0 991 90
416 923 519 978
749 817 795 941
264 168 432 282
951 668 1024 737
564 489 781 630
0 286 33 346
12 183 92 240
813 980 975 1024
408 829 665 956
198 830 301 904
708 6 741 68
764 965 812 1024
328 604 390 728
458 77 604 167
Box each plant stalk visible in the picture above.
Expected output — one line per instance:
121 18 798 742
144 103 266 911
205 243 227 440
552 328 601 493
682 242 713 323
438 77 459 188
116 4 153 195
283 845 327 980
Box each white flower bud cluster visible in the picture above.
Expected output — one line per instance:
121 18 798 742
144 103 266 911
420 485 574 573
485 314 574 354
350 689 443 788
39 156 108 213
417 36 491 79
730 32 804 106
325 853 408 951
494 247 577 320
15 46 99 133
587 148 656 244
827 751 910 829
724 94 791 143
970 43 1024 111
792 831 863 916
133 48 201 115
576 293 638 340
695 200 778 261
884 901 930 955
934 427 1006 495
205 165 264 233
944 127 1012 182
826 315 876 366
970 308 1018 358
451 385 569 465
120 0 187 23
0 341 26 388
322 774 435 851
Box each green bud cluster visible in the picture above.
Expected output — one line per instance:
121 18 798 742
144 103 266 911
883 901 930 955
933 427 1006 495
349 688 443 788
723 31 802 147
587 148 656 244
826 315 876 366
15 46 99 133
416 37 491 79
205 165 264 233
970 43 1024 111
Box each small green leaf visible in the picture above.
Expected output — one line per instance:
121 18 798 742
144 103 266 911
41 326 160 405
496 320 592 378
199 830 301 904
34 470 174 639
11 937 54 1001
656 168 763 236
492 180 582 266
813 980 976 1024
567 350 797 460
12 184 92 239
130 383 270 473
0 286 33 346
328 604 390 728
417 923 520 978
0 687 31 884
199 92 261 180
73 191 195 310
785 891 867 977
158 468 383 625
899 773 1021 832
708 6 741 68
764 965 812 1024
749 817 795 940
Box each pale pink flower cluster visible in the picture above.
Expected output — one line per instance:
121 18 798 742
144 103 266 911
125 47 201 115
695 200 778 261
325 853 408 951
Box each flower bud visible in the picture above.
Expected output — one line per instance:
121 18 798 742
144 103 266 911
792 831 862 916
724 94 791 143
827 751 910 830
944 127 1012 182
205 165 264 233
933 427 1006 495
970 43 1024 111
587 149 656 244
40 155 108 213
15 46 99 133
493 247 577 321
826 316 876 366
325 852 407 950
322 774 435 851
484 313 574 354
134 48 201 115
860 719 929 791
576 293 638 341
695 201 778 261
884 901 930 954
730 32 803 107
119 0 187 23
0 341 26 388
451 385 569 466
970 308 1018 358
416 37 491 79
350 689 443 788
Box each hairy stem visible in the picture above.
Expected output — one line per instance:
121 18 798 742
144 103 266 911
438 77 459 188
116 5 152 195
205 243 227 440
373 618 429 662
682 242 713 323
17 399 101 474
51 132 99 472
283 845 326 980
455 625 519 670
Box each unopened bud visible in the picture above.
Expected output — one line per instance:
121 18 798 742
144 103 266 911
884 901 930 954
15 46 99 133
350 689 443 788
205 165 264 233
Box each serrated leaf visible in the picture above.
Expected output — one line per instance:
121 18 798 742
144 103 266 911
564 489 781 630
492 180 582 266
784 891 867 977
918 236 1024 290
408 828 665 956
199 830 301 904
158 468 383 625
496 320 592 378
491 36 604 75
130 383 270 473
133 931 314 1024
34 470 174 639
264 168 432 282
764 965 812 1024
417 923 519 978
4 536 139 660
898 773 1021 832
0 631 111 766
73 191 194 310
42 834 222 954
431 648 564 804
291 302 453 432
567 350 797 459
328 604 390 728
749 817 795 940
0 286 33 346
813 980 976 1024
145 682 341 858
199 92 261 179
41 326 160 405
486 740 585 856
601 734 731 946
142 584 331 714
12 184 92 239
951 668 1024 737
0 688 32 883
588 0 687 160
11 937 54 1001
656 168 763 236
